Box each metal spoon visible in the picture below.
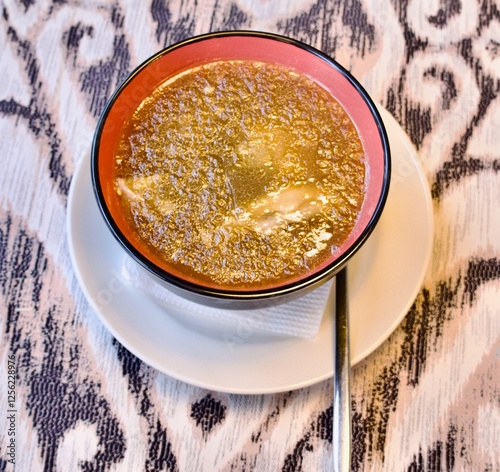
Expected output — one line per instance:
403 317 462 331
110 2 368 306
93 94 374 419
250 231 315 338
333 267 351 471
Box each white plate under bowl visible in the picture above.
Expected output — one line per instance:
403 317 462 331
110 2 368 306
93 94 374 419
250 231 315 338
67 106 433 394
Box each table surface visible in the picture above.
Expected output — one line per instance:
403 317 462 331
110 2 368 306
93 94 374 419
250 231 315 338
1 1 499 471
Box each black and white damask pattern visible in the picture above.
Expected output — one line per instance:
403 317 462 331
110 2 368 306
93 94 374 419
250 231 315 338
1 1 499 470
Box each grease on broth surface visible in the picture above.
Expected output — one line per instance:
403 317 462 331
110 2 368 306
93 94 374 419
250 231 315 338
114 60 366 289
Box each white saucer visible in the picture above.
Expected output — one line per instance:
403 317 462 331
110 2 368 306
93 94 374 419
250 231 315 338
67 106 433 394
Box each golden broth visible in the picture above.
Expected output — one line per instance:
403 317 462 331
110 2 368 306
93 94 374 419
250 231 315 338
113 60 366 289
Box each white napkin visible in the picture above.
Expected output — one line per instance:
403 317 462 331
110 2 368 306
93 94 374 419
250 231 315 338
122 256 333 338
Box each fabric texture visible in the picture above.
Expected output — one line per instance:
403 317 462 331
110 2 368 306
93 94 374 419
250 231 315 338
1 1 499 471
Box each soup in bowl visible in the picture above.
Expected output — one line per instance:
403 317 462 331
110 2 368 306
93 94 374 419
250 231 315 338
92 31 390 308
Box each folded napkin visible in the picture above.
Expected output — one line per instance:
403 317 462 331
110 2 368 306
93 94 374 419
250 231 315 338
122 257 333 339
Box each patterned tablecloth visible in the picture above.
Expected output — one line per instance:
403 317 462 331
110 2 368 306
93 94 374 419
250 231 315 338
1 1 499 471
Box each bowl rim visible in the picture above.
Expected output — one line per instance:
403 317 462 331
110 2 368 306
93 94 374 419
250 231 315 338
91 30 391 301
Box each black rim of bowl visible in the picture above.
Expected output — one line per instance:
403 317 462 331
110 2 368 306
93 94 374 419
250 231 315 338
91 30 391 301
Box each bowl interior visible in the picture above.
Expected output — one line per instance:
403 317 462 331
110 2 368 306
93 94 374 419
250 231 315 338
94 32 389 296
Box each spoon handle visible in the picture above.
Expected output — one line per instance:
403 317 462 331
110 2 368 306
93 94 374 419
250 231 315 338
333 267 352 472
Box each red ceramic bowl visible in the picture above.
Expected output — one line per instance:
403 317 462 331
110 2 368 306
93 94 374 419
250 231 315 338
92 31 390 308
